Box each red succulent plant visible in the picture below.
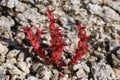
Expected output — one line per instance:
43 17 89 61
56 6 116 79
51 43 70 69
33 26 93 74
23 8 89 66
68 24 89 65
47 8 66 65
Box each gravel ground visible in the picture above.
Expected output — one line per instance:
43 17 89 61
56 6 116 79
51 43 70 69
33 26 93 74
0 0 120 80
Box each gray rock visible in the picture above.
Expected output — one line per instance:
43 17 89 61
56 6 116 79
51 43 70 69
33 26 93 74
0 0 20 9
0 16 14 38
88 3 120 22
107 1 120 13
70 0 81 12
73 63 88 78
0 16 14 33
102 6 120 22
16 8 42 26
7 0 20 8
92 60 116 80
88 3 102 15
111 54 120 67
15 2 30 12
89 15 105 26
0 66 6 79
109 40 119 51
116 48 120 59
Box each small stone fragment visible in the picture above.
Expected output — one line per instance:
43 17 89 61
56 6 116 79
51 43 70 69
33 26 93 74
6 50 20 59
0 43 8 55
0 66 6 79
17 52 25 62
16 62 30 74
5 63 22 75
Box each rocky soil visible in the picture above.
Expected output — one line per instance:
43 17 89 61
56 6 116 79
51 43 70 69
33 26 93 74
0 0 120 80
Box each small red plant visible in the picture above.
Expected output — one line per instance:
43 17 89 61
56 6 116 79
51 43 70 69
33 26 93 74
47 8 66 65
23 8 89 66
68 24 89 65
23 26 48 61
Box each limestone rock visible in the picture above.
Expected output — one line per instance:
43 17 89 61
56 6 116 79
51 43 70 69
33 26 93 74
0 66 6 79
102 6 120 22
6 50 20 59
0 43 8 55
16 62 30 74
5 63 22 75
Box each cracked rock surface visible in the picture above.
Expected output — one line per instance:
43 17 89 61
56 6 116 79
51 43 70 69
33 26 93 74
0 0 120 80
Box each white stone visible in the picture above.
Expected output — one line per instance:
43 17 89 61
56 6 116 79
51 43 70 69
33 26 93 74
27 76 38 80
7 0 20 8
5 63 22 75
73 64 82 70
0 66 6 79
0 0 20 9
71 0 81 12
81 62 90 73
0 16 14 30
16 8 42 26
88 3 102 15
43 69 51 80
114 69 120 79
92 60 116 80
16 3 29 12
0 43 8 55
25 57 33 68
11 75 21 80
16 62 30 74
0 54 5 64
6 50 20 58
102 6 120 22
5 75 10 80
108 2 120 13
17 52 25 62
76 68 87 78
89 0 103 4
6 58 17 63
